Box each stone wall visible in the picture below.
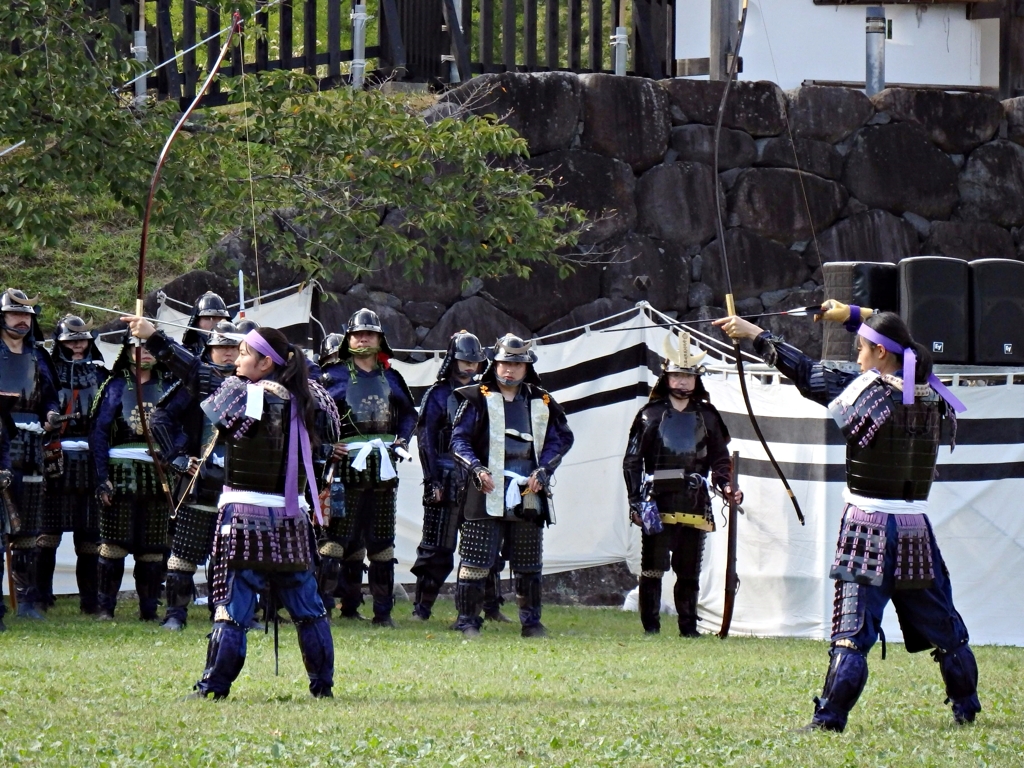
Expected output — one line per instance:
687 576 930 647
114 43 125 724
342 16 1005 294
206 74 1024 359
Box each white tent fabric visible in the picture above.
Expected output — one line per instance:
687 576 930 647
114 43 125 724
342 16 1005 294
54 306 1024 645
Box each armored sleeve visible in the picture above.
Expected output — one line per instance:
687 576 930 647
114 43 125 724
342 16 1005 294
622 408 649 503
451 398 484 473
35 349 60 418
89 377 124 487
702 404 733 491
200 376 257 440
752 331 857 407
0 422 10 471
416 384 447 483
151 384 191 460
386 368 418 443
538 395 574 475
145 330 199 384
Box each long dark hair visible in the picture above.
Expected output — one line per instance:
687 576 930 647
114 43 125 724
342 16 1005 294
862 312 933 385
252 327 319 447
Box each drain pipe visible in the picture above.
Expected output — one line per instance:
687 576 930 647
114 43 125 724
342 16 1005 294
866 6 885 96
611 27 628 75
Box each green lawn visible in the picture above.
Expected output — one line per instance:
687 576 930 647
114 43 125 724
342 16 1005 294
0 601 1019 766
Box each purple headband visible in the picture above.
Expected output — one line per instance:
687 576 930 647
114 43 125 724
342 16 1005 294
243 329 285 366
241 329 323 522
856 321 966 413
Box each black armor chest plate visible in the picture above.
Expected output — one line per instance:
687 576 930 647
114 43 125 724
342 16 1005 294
653 408 707 474
340 370 394 438
56 359 100 437
845 389 942 501
503 397 534 465
111 378 164 446
0 347 40 414
225 392 305 494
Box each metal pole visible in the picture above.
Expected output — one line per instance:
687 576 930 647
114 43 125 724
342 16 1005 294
710 0 738 81
611 26 627 75
351 4 367 88
866 6 886 96
132 0 148 107
449 0 462 82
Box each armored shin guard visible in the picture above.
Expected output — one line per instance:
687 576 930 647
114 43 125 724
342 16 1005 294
811 647 869 732
368 559 395 620
133 560 166 621
338 561 366 617
413 575 442 620
316 556 342 614
97 556 125 617
934 645 982 724
514 572 543 628
0 558 6 622
195 621 247 699
36 546 57 609
454 577 485 631
638 576 662 634
76 552 99 614
164 570 195 625
295 616 335 697
483 568 505 616
11 549 43 612
674 578 700 637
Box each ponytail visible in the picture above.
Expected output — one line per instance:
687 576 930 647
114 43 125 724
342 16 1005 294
862 312 933 385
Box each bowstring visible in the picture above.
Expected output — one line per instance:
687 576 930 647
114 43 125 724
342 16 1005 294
756 0 829 299
239 27 263 303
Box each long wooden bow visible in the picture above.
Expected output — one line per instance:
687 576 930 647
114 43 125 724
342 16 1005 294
719 451 740 638
134 12 243 517
711 0 804 527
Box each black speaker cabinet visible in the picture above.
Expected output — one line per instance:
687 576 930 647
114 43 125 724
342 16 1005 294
969 258 1024 365
898 256 970 365
821 262 899 361
852 262 899 312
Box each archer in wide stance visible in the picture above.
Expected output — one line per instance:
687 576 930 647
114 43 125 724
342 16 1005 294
622 331 741 636
715 303 981 731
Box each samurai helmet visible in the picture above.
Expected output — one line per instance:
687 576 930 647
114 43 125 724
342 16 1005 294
193 292 231 318
437 330 487 381
235 318 261 334
55 315 94 342
340 307 393 359
319 333 345 367
491 334 538 364
662 331 706 375
1 289 39 314
206 320 241 347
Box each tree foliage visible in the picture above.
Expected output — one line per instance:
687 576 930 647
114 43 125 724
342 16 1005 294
0 0 585 285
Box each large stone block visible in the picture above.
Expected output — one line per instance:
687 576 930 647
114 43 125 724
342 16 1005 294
756 136 844 181
403 300 446 327
600 233 691 314
761 286 825 359
815 209 920 266
669 124 756 169
578 74 670 172
482 262 602 332
208 229 312 294
317 292 417 351
536 298 636 341
727 168 847 242
785 85 874 144
524 150 636 245
635 162 718 246
441 71 581 155
1004 96 1024 147
958 140 1024 228
700 228 809 304
661 79 787 137
143 270 235 317
842 123 960 220
924 221 1016 261
361 255 466 305
424 296 531 349
871 88 1003 154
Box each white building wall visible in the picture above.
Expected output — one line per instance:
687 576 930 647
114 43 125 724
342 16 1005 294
675 1 1001 90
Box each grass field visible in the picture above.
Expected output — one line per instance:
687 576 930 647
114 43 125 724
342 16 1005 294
0 600 1020 766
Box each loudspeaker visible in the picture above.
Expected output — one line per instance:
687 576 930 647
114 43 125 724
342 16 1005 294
898 256 970 365
821 262 899 361
969 259 1024 365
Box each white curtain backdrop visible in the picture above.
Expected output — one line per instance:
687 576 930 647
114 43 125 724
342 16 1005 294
56 307 1024 645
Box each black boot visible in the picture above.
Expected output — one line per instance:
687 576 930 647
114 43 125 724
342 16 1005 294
674 578 701 637
805 647 869 732
162 570 195 630
315 555 342 618
454 577 485 636
36 546 57 610
12 549 45 619
296 616 335 697
96 556 125 620
934 645 982 725
0 558 7 631
484 569 511 622
368 559 395 627
339 560 366 619
134 560 166 621
76 552 100 615
638 576 662 634
193 621 247 699
515 572 546 637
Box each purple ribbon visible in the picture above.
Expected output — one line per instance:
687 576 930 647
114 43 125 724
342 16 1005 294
242 330 322 523
856 322 966 413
